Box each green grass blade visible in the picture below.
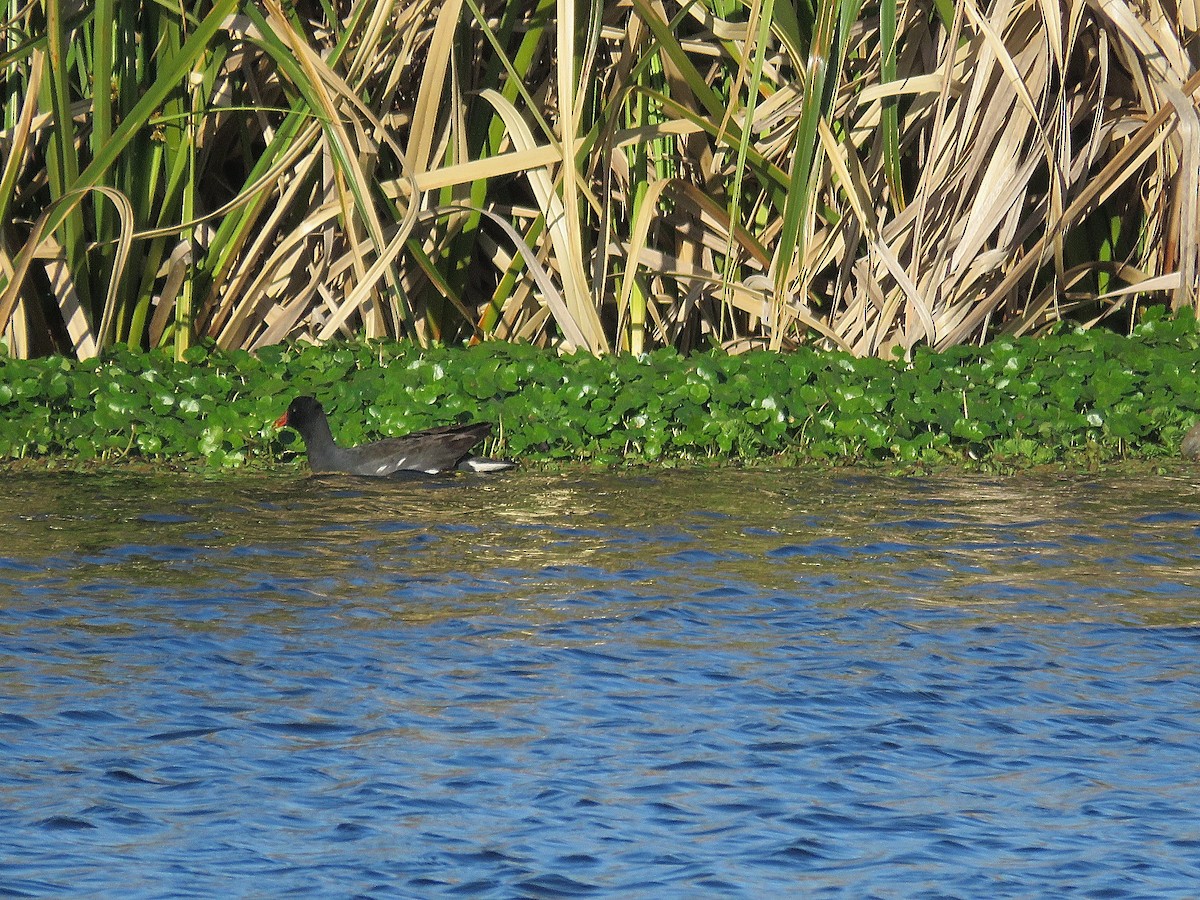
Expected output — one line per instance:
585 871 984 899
773 0 863 302
879 0 905 210
43 0 89 307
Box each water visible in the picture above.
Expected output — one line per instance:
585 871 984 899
2 468 1200 897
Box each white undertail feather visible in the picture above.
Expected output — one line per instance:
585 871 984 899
461 457 516 473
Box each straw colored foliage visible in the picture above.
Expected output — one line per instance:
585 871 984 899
0 0 1196 360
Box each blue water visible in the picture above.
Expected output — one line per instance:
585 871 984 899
2 469 1200 897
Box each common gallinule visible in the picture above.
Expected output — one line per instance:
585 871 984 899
1183 422 1200 459
274 396 514 476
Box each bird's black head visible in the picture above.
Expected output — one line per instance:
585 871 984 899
274 396 324 429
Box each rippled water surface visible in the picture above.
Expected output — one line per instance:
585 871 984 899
3 467 1200 897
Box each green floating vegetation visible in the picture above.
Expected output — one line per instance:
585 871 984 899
1 310 1199 471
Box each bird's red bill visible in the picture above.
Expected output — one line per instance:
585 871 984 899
274 412 289 428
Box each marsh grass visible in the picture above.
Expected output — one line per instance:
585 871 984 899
0 0 1196 359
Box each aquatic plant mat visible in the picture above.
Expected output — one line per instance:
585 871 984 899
0 312 1197 469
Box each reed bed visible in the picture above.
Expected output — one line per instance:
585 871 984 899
0 0 1196 360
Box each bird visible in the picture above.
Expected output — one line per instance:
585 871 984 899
274 396 514 476
1183 422 1200 460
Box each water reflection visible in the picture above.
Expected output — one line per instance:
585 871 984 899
2 468 1200 895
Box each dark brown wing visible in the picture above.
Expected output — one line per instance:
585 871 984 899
340 423 493 475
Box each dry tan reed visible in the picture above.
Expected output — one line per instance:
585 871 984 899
0 0 1196 358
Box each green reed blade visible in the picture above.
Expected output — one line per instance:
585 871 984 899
880 0 905 211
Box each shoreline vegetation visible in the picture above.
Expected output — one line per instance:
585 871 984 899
1 311 1197 473
1 2 1197 363
4 2 1198 479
